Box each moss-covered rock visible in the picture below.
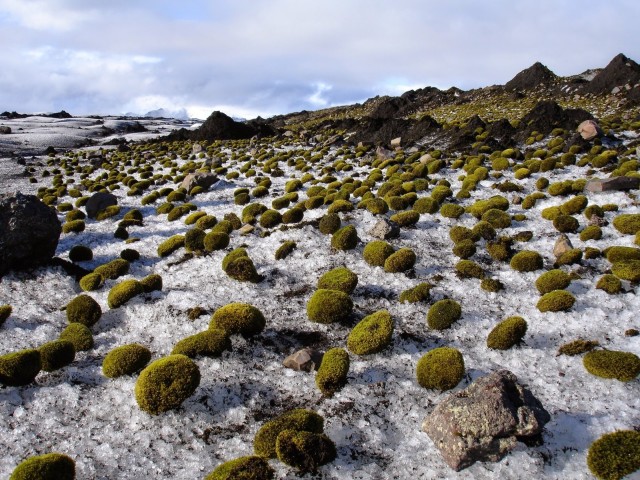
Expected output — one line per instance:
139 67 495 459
9 453 75 480
327 199 353 214
62 219 85 234
510 250 544 272
316 347 349 396
384 247 416 273
537 290 575 312
276 429 337 473
480 277 504 292
452 239 477 259
94 258 130 280
102 344 152 378
467 195 509 218
363 240 394 267
535 269 571 295
366 198 389 214
596 274 622 294
209 303 265 337
79 272 103 292
612 213 640 235
223 250 260 282
605 246 640 263
204 456 274 480
455 259 484 279
487 236 514 262
414 197 439 214
107 279 144 309
184 228 206 252
39 339 75 372
611 260 640 282
140 273 163 293
0 349 41 386
66 294 102 327
440 203 465 219
553 214 579 233
331 225 358 250
157 235 185 257
307 289 352 324
259 209 282 228
399 282 432 303
427 299 462 330
486 316 527 350
482 208 511 229
59 323 93 351
282 207 304 224
583 350 640 382
318 213 341 234
203 231 230 252
275 241 297 260
254 409 324 458
557 339 599 356
587 430 640 480
172 329 231 358
416 346 464 391
580 225 603 241
134 354 200 415
472 220 496 240
317 266 358 294
560 195 588 215
347 310 393 355
69 245 93 262
0 304 12 326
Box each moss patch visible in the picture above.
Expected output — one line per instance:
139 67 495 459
276 429 337 473
427 299 462 330
102 344 152 378
416 346 464 391
486 316 527 350
510 250 544 272
316 347 350 396
537 290 575 312
60 323 93 351
347 310 394 355
66 294 102 327
384 248 416 273
9 453 75 480
583 350 640 382
204 456 274 480
107 279 144 309
535 269 571 295
39 340 75 372
307 289 353 324
587 430 640 480
254 409 324 458
172 329 231 358
210 303 266 337
0 349 41 386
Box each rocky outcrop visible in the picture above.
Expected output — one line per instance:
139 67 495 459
349 115 441 147
517 101 593 140
582 53 640 95
180 172 219 193
0 193 61 276
422 370 550 471
505 62 557 91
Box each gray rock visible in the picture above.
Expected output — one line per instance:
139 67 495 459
0 192 61 276
585 176 640 192
390 137 402 148
283 348 324 372
553 234 573 258
191 143 203 154
422 370 550 472
577 120 603 141
322 134 344 148
588 214 608 227
0 126 11 134
180 172 219 193
375 146 394 160
368 219 400 240
238 224 255 236
85 192 118 219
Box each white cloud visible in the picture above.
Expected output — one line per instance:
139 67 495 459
0 0 96 31
307 83 333 108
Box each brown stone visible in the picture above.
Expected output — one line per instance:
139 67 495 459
283 348 324 372
577 120 602 141
180 172 219 193
553 234 573 258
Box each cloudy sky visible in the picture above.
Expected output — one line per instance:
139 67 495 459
0 0 638 119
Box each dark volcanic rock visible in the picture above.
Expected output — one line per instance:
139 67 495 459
166 111 279 142
85 192 118 219
45 110 73 119
369 96 411 119
0 193 62 276
422 370 550 471
582 53 640 95
505 62 556 91
180 172 219 193
517 101 593 140
0 126 11 134
350 115 440 146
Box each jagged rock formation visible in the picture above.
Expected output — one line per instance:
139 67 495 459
505 62 557 91
582 53 640 95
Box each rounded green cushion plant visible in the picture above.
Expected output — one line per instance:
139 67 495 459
363 240 394 267
315 347 350 397
553 215 579 233
580 225 602 241
611 260 640 282
184 228 206 252
510 250 544 272
449 226 477 243
331 225 358 250
66 294 102 326
480 278 504 292
384 247 416 273
204 456 275 480
481 208 511 229
535 269 571 295
204 231 230 252
210 303 266 337
317 266 358 294
455 259 484 279
259 209 282 228
307 289 353 324
427 299 462 330
62 219 85 234
0 349 41 386
140 274 163 293
537 290 575 312
413 197 439 214
596 274 622 294
275 241 297 260
390 210 420 226
416 347 465 391
275 429 337 473
318 213 341 234
172 329 231 358
347 310 394 355
39 340 75 372
587 430 640 480
399 283 432 303
0 304 12 326
79 272 103 292
282 207 304 224
157 235 185 257
134 354 201 415
107 279 144 309
253 409 324 458
452 239 477 259
59 323 93 351
605 246 640 263
102 343 152 378
366 198 389 214
486 316 527 350
583 350 640 382
9 452 75 480
69 245 93 262
94 258 130 280
612 213 640 235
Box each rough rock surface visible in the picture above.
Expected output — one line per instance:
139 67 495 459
582 53 640 95
585 176 640 193
0 192 61 276
577 120 603 140
553 234 574 258
422 370 550 471
368 219 400 240
180 172 219 193
283 348 324 372
0 126 11 134
85 192 118 219
505 62 556 91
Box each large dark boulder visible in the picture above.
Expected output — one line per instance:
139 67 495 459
164 111 279 142
422 370 550 471
505 62 556 91
516 101 593 141
582 53 640 95
0 193 61 276
85 192 118 219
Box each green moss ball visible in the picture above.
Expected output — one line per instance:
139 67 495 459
62 219 85 234
452 239 477 259
210 303 266 337
605 246 640 263
204 456 275 480
583 350 640 382
140 273 163 293
102 344 152 378
384 247 416 273
580 225 603 241
107 279 144 309
557 339 599 356
587 430 640 480
510 250 544 272
39 339 75 372
366 198 389 215
172 329 231 358
203 231 230 251
0 304 12 325
486 316 527 350
331 225 358 250
535 269 571 295
596 274 622 294
282 207 304 224
439 203 465 219
480 278 504 292
416 347 465 391
120 248 140 262
481 208 511 228
455 259 484 278
327 199 354 214
66 294 102 327
611 260 640 282
560 195 588 215
275 241 297 260
318 213 341 234
69 245 93 262
347 310 394 355
94 258 130 280
449 226 477 243
427 299 462 330
276 429 337 473
317 267 358 294
390 210 420 226
184 228 206 252
253 409 324 458
612 213 640 235
59 323 93 351
363 240 395 267
414 197 439 214
259 209 282 229
9 453 75 480
134 354 200 415
399 282 432 303
79 272 104 292
0 349 41 386
536 290 576 312
472 220 497 240
553 215 580 233
316 347 350 397
307 289 353 324
157 234 185 257
487 237 514 262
